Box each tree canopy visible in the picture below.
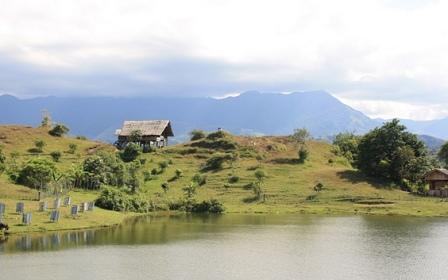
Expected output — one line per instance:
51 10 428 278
357 119 432 184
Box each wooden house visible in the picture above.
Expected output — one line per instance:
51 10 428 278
425 169 448 197
115 120 174 149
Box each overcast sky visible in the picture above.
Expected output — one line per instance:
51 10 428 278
1 0 447 120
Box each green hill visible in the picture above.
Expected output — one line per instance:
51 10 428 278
1 126 448 234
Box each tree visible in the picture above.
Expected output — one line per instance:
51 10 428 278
357 119 431 183
82 155 107 189
34 139 46 153
291 128 311 144
127 160 141 193
68 143 77 154
190 129 207 141
298 146 309 163
129 130 142 143
120 143 141 162
0 148 5 173
17 158 56 189
332 132 360 163
438 142 448 167
49 124 69 137
313 182 324 192
50 151 62 162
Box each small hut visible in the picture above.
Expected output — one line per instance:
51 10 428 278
115 120 174 149
425 168 448 197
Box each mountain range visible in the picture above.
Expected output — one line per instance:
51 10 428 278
0 91 446 147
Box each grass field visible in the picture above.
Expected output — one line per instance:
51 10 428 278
2 125 448 235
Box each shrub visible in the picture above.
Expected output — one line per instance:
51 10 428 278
206 130 227 140
254 170 266 182
202 153 234 171
68 143 77 154
190 129 207 141
0 148 5 174
96 187 154 212
158 161 169 170
175 169 183 179
298 147 309 163
49 124 69 137
76 136 87 140
50 151 62 162
143 170 153 182
228 175 240 184
291 128 311 144
33 139 46 153
191 138 237 150
17 158 56 188
161 182 169 193
142 145 156 153
192 173 207 186
151 168 158 175
313 182 324 192
120 143 141 162
191 199 225 213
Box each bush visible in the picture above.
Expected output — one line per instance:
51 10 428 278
142 145 156 153
192 173 207 186
96 187 154 212
49 124 69 137
254 170 267 182
143 170 153 182
175 169 183 179
190 129 207 141
191 138 237 150
206 130 227 140
228 175 240 184
298 147 309 163
120 143 141 162
32 139 46 153
291 128 311 144
76 136 87 140
313 182 324 192
17 158 56 188
151 168 158 175
0 148 5 174
50 151 62 162
68 143 77 154
191 199 225 213
161 182 169 193
158 161 169 170
202 153 234 171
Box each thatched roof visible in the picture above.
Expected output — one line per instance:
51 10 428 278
117 120 174 137
425 168 448 179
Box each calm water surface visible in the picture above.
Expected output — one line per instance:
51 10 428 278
1 214 448 280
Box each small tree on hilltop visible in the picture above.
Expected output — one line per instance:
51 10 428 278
190 129 207 141
291 128 311 145
298 146 309 163
50 151 62 162
49 124 69 137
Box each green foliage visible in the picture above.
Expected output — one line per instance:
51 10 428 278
332 132 360 163
96 187 154 212
174 169 183 179
291 128 311 144
49 123 69 137
142 145 156 153
192 173 207 186
191 199 225 213
143 170 153 182
191 138 237 150
129 130 142 143
151 168 159 175
206 130 227 140
313 182 324 192
50 151 62 162
0 148 5 174
190 129 207 141
120 143 141 162
357 119 433 184
298 146 309 163
158 161 169 170
76 135 87 140
31 139 46 153
266 143 287 152
202 153 234 171
228 175 240 184
17 157 56 188
68 143 77 154
438 142 448 167
254 169 267 182
161 182 169 193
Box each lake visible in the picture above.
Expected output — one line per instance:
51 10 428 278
1 214 448 279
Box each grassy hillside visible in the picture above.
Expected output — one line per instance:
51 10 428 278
0 126 133 234
2 125 448 235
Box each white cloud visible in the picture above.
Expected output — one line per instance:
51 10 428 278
0 0 447 119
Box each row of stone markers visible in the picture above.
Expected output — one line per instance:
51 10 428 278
0 199 95 226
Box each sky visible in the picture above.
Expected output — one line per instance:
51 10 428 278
0 0 447 120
